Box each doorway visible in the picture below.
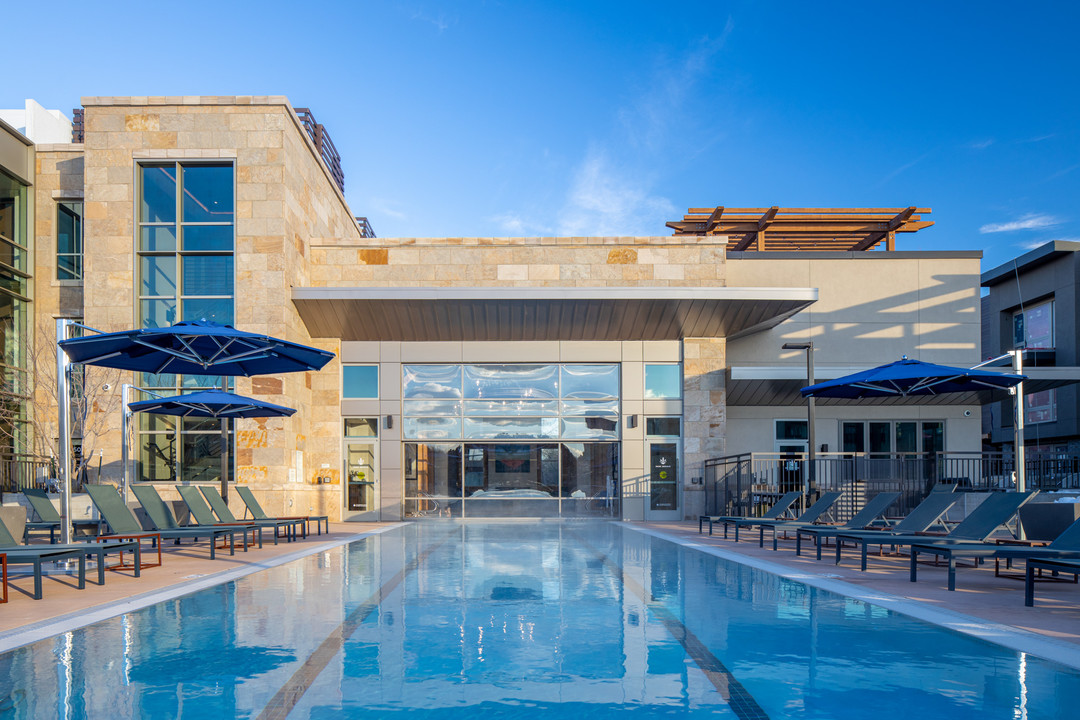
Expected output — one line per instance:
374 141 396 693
344 418 379 521
645 416 681 521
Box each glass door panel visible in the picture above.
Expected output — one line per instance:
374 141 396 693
345 441 377 517
648 442 678 512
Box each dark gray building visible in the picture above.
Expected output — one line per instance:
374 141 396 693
982 241 1080 453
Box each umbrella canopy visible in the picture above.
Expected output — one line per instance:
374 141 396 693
58 320 334 376
128 390 296 419
800 357 1025 399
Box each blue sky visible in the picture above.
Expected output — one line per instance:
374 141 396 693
6 1 1078 270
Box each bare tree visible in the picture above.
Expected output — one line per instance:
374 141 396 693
0 325 123 489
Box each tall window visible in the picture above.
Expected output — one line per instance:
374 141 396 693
1013 300 1054 349
57 202 83 280
0 170 29 454
135 162 235 483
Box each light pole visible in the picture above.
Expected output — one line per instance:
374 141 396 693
783 342 816 510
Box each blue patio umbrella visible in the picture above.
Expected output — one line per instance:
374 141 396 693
800 357 1025 399
58 320 334 377
128 390 296 419
56 320 334 514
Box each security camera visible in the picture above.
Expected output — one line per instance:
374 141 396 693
963 409 972 417
102 384 111 391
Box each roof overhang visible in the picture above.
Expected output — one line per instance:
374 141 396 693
726 365 1080 407
292 286 817 342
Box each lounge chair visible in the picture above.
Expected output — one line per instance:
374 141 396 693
132 485 261 553
236 485 329 536
786 492 901 558
0 510 141 600
175 486 271 544
0 554 6 603
698 491 802 538
22 488 103 543
836 491 1038 571
748 492 845 549
86 484 242 560
1025 558 1080 606
198 486 305 542
911 511 1080 591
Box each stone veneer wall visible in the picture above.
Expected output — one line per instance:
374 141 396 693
307 236 726 288
77 96 367 520
682 337 726 519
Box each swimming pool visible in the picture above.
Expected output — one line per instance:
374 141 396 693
1 521 1078 718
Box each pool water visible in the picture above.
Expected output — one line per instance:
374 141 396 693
0 522 1078 718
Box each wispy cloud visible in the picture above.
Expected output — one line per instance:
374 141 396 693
966 139 995 150
488 212 552 236
408 7 454 33
1021 236 1080 250
877 153 931 187
557 148 676 236
1019 134 1056 144
369 198 407 221
979 213 1060 234
1044 163 1080 183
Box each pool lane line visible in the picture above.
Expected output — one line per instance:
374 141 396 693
569 530 770 720
255 529 456 720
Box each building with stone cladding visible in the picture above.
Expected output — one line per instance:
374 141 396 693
10 95 984 524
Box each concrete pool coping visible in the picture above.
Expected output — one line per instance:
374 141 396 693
634 521 1080 672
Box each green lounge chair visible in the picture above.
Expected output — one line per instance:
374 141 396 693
175 486 270 544
787 492 901 558
749 491 845 548
801 491 960 561
198 486 305 542
911 511 1080 591
1025 558 1080 606
132 485 260 553
22 488 103 543
0 509 141 600
836 491 1038 571
86 484 241 560
698 491 802 538
236 485 329 536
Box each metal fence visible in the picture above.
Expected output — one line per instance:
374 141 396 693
0 454 59 498
704 450 1080 521
294 107 345 193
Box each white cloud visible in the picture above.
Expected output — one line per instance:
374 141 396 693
979 213 1060 234
1021 236 1080 250
966 139 994 150
557 148 677 236
488 212 552 236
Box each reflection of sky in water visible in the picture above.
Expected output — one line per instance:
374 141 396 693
1 524 1078 718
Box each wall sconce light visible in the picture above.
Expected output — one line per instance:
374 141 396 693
626 415 638 429
384 414 394 429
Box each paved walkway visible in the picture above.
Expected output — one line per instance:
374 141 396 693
1 519 1078 657
0 523 392 643
643 520 1080 647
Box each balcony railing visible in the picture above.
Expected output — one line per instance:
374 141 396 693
0 453 60 500
72 108 84 143
294 107 345 193
703 450 1080 519
355 216 376 238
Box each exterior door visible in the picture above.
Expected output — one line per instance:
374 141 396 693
645 438 681 521
344 440 379 521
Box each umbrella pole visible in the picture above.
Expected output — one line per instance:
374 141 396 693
56 319 74 545
220 375 230 502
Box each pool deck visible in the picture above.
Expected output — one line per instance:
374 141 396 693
1 519 1078 659
643 520 1080 649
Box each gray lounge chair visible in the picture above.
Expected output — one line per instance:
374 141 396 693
22 488 103 543
698 491 802 538
236 485 329 536
799 491 959 561
132 485 260 553
175 486 270 544
198 486 305 542
836 491 1038 571
785 492 901 558
1025 558 1080 606
911 511 1080 591
750 492 846 549
0 510 140 600
86 484 242 560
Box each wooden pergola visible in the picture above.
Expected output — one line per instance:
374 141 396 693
666 207 933 251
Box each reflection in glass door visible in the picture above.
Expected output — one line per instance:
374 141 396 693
344 418 379 521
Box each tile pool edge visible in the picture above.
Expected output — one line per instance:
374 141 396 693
624 522 1080 672
0 524 406 655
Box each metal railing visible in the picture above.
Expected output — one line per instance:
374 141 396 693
0 453 59 498
294 107 345 193
355 216 376 238
705 450 1080 520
